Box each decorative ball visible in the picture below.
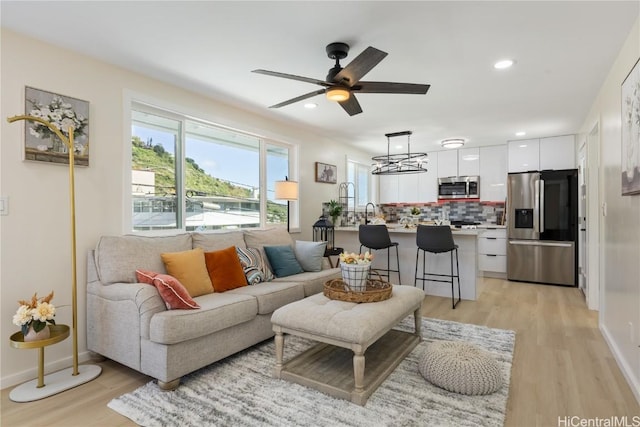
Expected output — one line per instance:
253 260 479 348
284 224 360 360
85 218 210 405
418 340 502 395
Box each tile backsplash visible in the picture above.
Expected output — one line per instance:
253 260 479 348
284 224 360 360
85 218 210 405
379 201 505 225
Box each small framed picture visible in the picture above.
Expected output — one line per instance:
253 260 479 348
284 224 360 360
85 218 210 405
24 86 90 166
315 162 337 184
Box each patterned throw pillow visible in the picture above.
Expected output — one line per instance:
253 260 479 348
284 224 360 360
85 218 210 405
135 269 200 310
236 247 274 285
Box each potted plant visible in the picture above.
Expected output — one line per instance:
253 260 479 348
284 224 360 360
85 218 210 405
327 200 343 225
12 291 56 341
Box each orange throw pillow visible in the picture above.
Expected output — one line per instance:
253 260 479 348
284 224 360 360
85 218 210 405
135 269 200 310
204 246 248 292
161 248 214 297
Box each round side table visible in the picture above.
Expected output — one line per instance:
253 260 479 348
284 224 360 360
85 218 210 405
9 324 71 401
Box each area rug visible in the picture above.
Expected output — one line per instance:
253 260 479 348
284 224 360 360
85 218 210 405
108 318 515 427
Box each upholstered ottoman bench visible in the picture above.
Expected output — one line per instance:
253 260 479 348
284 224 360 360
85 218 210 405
271 285 425 405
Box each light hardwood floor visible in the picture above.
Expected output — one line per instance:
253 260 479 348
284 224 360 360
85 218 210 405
2 278 639 426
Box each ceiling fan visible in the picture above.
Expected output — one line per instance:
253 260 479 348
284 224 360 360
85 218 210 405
253 42 431 116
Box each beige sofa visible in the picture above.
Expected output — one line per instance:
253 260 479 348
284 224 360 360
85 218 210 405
87 228 340 389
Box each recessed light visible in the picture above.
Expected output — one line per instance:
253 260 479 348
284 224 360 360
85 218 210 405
494 59 514 69
304 103 317 109
519 144 527 148
515 131 526 136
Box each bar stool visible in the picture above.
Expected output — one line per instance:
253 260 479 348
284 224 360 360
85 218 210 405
414 225 461 309
358 224 401 285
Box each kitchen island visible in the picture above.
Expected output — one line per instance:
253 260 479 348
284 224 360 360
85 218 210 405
334 226 479 301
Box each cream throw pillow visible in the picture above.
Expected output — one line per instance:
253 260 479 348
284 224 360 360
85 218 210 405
161 248 214 297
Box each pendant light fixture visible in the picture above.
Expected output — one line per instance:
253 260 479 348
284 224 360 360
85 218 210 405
371 131 428 175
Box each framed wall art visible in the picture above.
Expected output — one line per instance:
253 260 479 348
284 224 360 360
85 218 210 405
24 86 90 166
621 58 640 195
315 162 337 184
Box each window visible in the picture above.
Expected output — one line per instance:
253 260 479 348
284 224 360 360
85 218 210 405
131 104 293 232
347 159 371 209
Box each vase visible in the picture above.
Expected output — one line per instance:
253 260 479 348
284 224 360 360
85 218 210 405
50 135 67 154
340 263 370 291
23 325 50 342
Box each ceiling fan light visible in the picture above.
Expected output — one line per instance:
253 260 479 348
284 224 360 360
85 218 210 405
326 87 350 102
441 138 465 149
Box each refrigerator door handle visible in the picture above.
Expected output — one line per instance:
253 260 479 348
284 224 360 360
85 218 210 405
539 179 545 233
534 179 540 233
509 240 573 248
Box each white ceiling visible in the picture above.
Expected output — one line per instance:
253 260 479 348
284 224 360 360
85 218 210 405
2 1 638 155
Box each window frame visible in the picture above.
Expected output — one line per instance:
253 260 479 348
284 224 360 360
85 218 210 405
124 94 298 234
346 157 372 210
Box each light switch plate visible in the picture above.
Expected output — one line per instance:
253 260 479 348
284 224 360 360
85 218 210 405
0 196 7 215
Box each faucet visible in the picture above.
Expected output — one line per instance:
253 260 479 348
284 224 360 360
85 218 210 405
365 202 376 224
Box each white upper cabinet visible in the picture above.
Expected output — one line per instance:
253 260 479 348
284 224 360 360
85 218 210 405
417 152 439 202
378 174 399 204
539 135 576 170
479 145 507 201
458 147 480 176
437 150 458 178
397 173 418 203
508 138 540 172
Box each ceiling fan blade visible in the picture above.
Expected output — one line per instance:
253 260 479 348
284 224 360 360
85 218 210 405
355 81 431 94
338 94 363 116
252 69 331 87
333 47 388 86
269 89 326 108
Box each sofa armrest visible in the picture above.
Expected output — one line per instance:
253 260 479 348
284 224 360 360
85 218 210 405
87 250 166 370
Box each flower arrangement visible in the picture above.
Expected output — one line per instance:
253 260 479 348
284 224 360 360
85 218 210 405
339 251 373 265
12 291 56 336
28 96 88 140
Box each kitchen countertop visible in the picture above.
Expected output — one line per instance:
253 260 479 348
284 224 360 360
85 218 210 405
335 225 482 236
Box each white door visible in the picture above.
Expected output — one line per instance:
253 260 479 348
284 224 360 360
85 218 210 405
578 141 587 295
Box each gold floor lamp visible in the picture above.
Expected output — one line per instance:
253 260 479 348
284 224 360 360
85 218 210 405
7 115 102 402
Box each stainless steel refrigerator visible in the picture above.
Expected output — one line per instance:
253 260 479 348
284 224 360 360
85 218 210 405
507 170 578 286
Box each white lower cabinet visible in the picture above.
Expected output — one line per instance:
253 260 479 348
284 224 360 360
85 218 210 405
477 228 507 274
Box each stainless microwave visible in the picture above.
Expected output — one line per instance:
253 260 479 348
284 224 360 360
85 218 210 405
438 176 480 199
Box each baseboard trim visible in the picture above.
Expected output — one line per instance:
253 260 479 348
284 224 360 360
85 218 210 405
0 351 93 390
600 323 640 405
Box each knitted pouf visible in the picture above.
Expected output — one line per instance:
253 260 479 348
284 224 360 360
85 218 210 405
418 340 502 395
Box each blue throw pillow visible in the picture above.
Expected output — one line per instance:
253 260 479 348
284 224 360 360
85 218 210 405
263 245 304 278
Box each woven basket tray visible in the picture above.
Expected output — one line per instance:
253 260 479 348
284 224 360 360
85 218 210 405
323 277 392 303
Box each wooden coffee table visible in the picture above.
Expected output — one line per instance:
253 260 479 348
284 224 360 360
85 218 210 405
271 285 424 405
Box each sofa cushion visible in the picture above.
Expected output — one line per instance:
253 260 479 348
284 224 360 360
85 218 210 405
149 292 258 344
294 240 327 272
204 246 248 292
274 268 342 296
136 269 200 310
264 245 304 278
161 248 214 297
243 228 293 273
192 231 246 252
95 234 193 284
228 281 304 315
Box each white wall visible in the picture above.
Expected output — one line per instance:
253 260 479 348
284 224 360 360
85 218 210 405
579 18 640 402
0 29 372 387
